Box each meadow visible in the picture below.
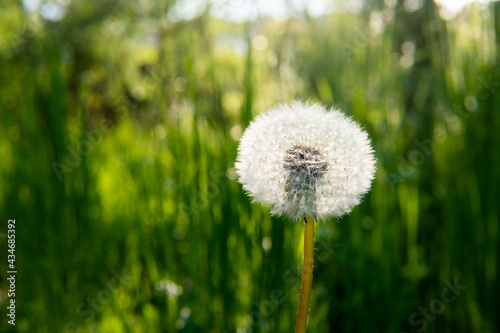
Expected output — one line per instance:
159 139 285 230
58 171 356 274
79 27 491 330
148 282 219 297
0 0 499 332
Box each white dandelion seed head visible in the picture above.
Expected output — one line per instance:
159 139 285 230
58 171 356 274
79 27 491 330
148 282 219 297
235 100 376 221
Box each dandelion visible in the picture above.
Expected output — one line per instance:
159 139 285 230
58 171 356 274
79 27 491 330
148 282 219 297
235 100 376 333
236 100 375 220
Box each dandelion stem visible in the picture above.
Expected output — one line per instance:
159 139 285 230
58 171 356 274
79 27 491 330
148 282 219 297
294 216 315 333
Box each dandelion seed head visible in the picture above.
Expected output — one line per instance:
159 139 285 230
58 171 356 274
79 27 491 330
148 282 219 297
235 100 376 220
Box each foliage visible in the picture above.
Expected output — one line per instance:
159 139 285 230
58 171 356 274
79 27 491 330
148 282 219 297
0 1 499 332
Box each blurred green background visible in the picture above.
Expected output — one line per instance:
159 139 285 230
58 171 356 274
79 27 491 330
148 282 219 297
1 0 499 332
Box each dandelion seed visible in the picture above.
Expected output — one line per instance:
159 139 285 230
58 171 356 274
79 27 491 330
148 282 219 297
235 100 376 221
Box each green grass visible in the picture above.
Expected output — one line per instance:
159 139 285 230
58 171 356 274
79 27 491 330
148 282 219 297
0 1 499 332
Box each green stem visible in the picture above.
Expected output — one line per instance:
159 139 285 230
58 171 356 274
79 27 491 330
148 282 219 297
294 217 315 333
